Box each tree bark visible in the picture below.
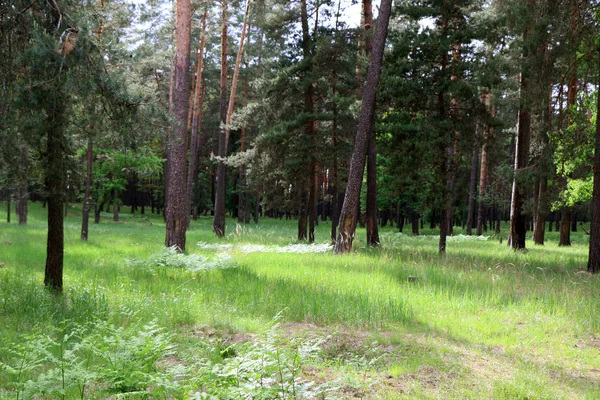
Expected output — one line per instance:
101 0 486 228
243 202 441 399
509 23 532 250
587 53 600 273
17 158 28 226
44 101 66 293
213 0 229 237
477 93 490 236
112 189 119 222
81 136 93 240
334 0 392 253
466 134 479 235
6 192 10 223
165 0 192 250
366 130 379 246
361 0 379 247
411 210 419 236
187 8 208 227
559 207 572 246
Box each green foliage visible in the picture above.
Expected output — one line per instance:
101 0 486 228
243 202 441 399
128 246 236 273
1 320 176 399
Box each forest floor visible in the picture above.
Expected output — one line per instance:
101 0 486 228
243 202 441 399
1 203 599 399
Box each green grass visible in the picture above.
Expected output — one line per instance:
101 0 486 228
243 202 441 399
1 202 600 398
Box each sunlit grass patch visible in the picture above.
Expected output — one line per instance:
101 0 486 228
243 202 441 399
1 203 600 398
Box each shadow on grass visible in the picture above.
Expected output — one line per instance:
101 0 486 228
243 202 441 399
194 266 414 327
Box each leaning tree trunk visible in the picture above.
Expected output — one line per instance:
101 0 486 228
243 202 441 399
587 52 600 273
334 0 392 254
81 136 93 240
165 0 192 250
214 0 250 237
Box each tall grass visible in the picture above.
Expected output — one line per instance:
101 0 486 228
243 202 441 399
1 203 599 398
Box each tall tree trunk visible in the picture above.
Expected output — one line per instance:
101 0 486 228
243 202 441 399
466 134 479 235
361 0 379 247
44 102 66 293
254 187 260 223
477 93 490 236
163 57 176 224
165 0 192 250
366 130 379 246
559 207 572 246
533 92 551 245
112 190 119 222
411 210 419 236
559 0 580 247
6 192 10 223
213 0 229 236
187 8 208 227
299 0 316 242
437 13 451 253
587 52 600 273
17 146 29 225
334 0 392 253
214 0 250 237
509 18 533 250
81 136 93 240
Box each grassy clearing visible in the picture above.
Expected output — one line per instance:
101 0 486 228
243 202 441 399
1 203 599 398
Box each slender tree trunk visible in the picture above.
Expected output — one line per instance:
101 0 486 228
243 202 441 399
533 178 547 244
81 136 93 240
214 0 229 236
298 0 316 242
163 57 176 224
559 0 580 246
587 53 600 273
509 23 532 250
533 90 551 244
254 188 260 224
366 130 379 246
466 134 479 235
112 190 119 222
6 192 10 223
360 0 379 247
187 9 208 227
214 0 250 237
477 93 490 236
17 184 27 225
330 72 339 242
334 0 391 253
